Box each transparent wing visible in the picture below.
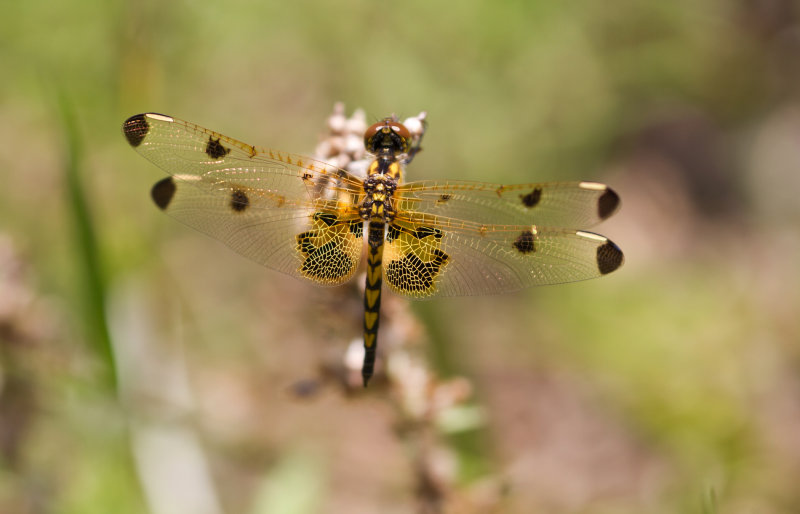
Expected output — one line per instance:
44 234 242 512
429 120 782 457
123 113 364 285
123 113 365 205
396 180 620 229
383 216 624 299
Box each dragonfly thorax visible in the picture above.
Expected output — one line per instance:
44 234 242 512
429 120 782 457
360 173 398 222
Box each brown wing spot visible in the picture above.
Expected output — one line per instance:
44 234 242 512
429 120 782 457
206 136 231 159
597 241 624 274
230 189 249 212
495 185 507 197
479 225 488 237
436 194 452 205
296 231 315 256
349 220 363 237
151 177 176 210
248 145 257 158
513 230 536 254
302 172 313 182
313 212 338 226
598 188 620 220
520 188 542 208
386 249 449 294
387 224 400 242
123 114 149 147
413 226 442 240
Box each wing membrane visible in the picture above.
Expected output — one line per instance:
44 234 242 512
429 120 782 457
123 113 364 285
383 216 623 298
123 113 365 206
123 113 624 295
396 180 620 229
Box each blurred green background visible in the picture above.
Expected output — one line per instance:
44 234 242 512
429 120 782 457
2 0 800 513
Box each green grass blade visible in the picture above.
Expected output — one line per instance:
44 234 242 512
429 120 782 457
57 92 118 391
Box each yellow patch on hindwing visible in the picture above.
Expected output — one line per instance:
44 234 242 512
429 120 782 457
384 222 449 297
296 212 361 285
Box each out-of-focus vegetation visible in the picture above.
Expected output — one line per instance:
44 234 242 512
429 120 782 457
2 0 800 512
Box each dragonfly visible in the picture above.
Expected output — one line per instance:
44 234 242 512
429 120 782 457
122 112 624 386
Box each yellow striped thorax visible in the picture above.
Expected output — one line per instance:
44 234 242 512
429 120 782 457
358 118 412 224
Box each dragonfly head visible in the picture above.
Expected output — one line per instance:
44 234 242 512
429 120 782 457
364 118 411 157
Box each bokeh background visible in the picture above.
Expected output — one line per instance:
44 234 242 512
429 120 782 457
2 0 800 513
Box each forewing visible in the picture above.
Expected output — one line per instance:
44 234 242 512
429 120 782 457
123 113 364 285
383 216 624 299
123 113 364 204
396 180 620 229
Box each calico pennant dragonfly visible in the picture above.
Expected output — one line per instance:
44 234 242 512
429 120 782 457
122 112 623 386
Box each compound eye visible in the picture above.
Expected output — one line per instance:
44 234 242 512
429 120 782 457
364 119 412 154
363 121 384 146
386 121 411 142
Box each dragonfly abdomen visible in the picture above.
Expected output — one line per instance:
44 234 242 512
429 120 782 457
362 221 385 387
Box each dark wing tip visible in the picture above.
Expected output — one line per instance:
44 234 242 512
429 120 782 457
598 188 621 220
122 114 150 147
597 240 624 275
151 177 176 210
